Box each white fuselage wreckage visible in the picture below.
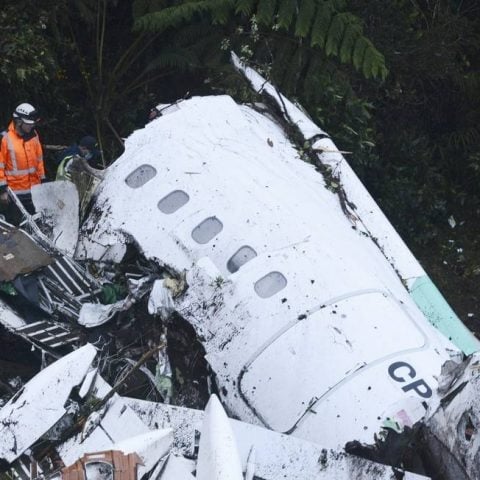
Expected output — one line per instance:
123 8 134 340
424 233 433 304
0 56 478 480
75 57 477 451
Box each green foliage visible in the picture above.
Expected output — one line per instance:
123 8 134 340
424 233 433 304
256 0 277 26
294 0 316 37
277 0 296 29
0 5 58 102
134 1 214 32
135 0 388 80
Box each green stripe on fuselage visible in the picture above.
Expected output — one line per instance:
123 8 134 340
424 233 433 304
410 276 480 355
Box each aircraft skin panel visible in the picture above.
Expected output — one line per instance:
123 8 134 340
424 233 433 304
291 348 443 447
0 344 97 463
79 97 416 305
239 292 427 432
233 52 423 283
233 53 479 355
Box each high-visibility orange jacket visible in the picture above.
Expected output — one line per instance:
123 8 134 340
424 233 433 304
0 121 45 194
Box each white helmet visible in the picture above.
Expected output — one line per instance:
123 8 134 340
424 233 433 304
13 103 39 124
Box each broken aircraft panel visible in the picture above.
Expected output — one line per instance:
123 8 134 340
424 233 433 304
0 186 103 324
420 352 480 480
0 343 96 463
76 79 468 449
0 349 430 479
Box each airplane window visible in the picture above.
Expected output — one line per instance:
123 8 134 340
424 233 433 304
227 246 257 273
254 271 287 298
84 462 113 480
158 190 190 214
125 164 157 188
191 217 223 244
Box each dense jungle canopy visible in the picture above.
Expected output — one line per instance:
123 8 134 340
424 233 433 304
2 0 479 332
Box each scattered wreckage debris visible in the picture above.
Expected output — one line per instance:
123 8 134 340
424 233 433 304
417 353 480 480
0 191 208 411
0 347 430 480
0 56 479 480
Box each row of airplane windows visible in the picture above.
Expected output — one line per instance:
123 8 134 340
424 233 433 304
125 164 287 298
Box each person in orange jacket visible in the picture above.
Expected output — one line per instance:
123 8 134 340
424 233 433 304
0 103 45 216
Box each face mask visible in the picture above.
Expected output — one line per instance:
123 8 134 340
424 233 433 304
84 152 93 161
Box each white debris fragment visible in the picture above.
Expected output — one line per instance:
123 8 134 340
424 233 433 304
448 215 456 228
78 302 119 327
78 368 98 398
31 181 79 255
424 353 480 480
0 344 97 463
196 395 243 480
126 396 431 480
148 279 175 319
79 276 152 327
113 429 174 478
159 455 195 479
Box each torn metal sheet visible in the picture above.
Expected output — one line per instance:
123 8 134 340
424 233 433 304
31 182 79 256
78 276 151 328
0 297 80 353
422 353 480 480
147 279 175 319
113 430 173 479
0 343 96 463
0 222 52 281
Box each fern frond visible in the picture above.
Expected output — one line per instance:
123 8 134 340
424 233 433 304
276 0 297 30
295 0 316 37
235 0 256 16
352 36 368 71
132 0 166 17
310 1 335 48
211 0 235 23
338 19 360 63
360 39 387 79
256 0 278 26
324 13 345 57
134 1 212 32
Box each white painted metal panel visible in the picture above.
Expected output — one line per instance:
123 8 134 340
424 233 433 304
0 344 96 463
